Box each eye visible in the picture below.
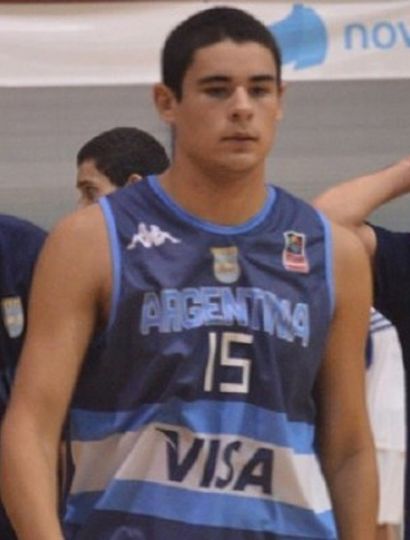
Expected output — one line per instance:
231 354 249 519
249 85 272 98
204 86 230 98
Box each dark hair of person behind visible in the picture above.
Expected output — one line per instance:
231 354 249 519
161 6 282 100
77 127 169 187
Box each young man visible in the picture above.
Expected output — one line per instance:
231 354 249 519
0 7 377 539
314 156 410 540
76 126 169 206
0 214 46 539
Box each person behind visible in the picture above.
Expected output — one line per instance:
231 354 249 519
0 126 168 535
314 156 410 540
0 127 168 537
0 7 377 539
76 126 170 207
0 214 46 539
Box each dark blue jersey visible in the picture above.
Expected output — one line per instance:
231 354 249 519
371 224 410 539
64 177 336 539
0 214 46 539
0 214 46 410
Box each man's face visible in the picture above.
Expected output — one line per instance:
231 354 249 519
76 159 117 207
161 39 283 177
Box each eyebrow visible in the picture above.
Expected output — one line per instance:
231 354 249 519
197 74 277 85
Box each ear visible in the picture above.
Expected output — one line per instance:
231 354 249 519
126 173 142 185
153 83 177 124
275 81 287 121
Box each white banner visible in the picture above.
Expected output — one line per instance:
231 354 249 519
0 1 409 86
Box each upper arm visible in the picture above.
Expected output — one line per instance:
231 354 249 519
6 206 111 442
313 189 378 261
315 223 373 467
354 223 377 263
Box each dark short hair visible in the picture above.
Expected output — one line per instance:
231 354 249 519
161 6 282 100
77 127 169 187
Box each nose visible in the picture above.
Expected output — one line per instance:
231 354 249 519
228 86 253 122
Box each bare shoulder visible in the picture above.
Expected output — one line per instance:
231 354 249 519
45 204 106 255
41 204 107 266
33 204 111 313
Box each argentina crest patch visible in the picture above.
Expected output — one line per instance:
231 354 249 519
282 231 310 273
1 296 24 338
211 246 240 284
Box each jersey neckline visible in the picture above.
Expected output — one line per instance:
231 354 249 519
147 175 277 235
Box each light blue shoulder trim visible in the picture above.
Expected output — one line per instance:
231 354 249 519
147 175 276 235
316 211 335 319
99 197 121 330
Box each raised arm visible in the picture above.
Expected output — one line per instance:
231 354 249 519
313 157 410 259
315 223 377 539
0 205 110 539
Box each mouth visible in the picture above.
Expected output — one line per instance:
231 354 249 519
222 134 257 142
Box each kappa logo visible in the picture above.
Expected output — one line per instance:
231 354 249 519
269 4 328 70
127 223 181 250
282 231 310 273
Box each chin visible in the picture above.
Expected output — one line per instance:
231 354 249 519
227 152 259 169
214 157 259 177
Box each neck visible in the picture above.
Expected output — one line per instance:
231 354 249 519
158 159 269 226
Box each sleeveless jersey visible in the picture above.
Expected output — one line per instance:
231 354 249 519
64 177 336 540
0 214 46 406
0 214 46 540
